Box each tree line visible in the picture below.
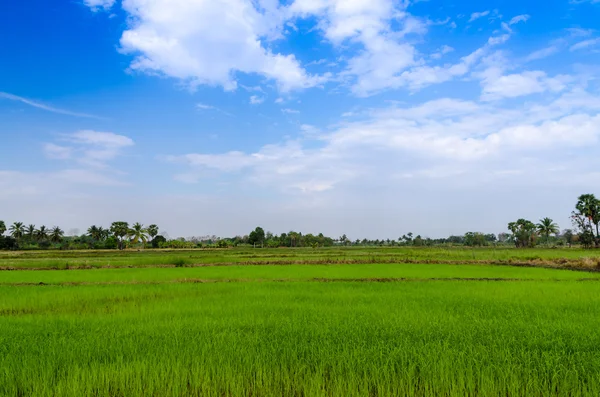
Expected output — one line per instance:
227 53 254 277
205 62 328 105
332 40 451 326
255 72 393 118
2 194 600 250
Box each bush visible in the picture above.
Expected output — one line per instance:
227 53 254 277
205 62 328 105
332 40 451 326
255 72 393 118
0 236 18 250
172 258 186 267
151 235 167 248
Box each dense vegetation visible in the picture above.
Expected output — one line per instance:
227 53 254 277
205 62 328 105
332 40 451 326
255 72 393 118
1 193 600 250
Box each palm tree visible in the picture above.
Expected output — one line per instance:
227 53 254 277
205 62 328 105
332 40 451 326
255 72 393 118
9 222 25 240
128 223 148 247
50 227 64 243
26 224 36 240
35 226 49 242
575 194 600 246
87 225 100 241
97 227 109 241
147 224 159 242
537 217 559 245
0 220 6 236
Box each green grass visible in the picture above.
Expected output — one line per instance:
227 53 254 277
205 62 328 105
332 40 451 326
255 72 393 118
3 247 600 395
2 281 600 396
2 246 600 269
1 262 599 285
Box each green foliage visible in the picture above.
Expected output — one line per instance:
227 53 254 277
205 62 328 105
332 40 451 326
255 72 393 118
110 222 129 250
147 224 159 240
172 258 186 267
0 220 5 236
508 219 537 248
129 222 149 246
9 222 25 240
572 194 600 248
248 227 266 246
0 236 17 250
464 232 487 246
150 235 167 249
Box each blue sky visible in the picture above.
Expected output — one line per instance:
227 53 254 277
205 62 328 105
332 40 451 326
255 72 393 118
1 0 600 239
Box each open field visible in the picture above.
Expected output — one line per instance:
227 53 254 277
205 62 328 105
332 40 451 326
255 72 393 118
2 246 600 270
3 247 600 396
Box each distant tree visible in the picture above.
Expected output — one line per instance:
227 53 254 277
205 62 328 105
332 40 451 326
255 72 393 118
0 235 17 250
508 219 537 248
339 234 349 246
35 226 49 242
151 235 167 248
537 218 559 244
129 222 149 247
87 225 101 241
9 222 25 240
110 222 130 250
413 235 424 246
572 194 600 248
464 232 486 246
98 227 110 240
50 227 64 243
0 221 5 236
147 224 159 241
26 224 36 240
562 229 574 248
248 227 266 247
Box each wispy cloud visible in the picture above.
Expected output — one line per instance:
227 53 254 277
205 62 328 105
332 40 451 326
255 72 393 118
45 130 135 168
525 45 560 62
509 14 530 25
196 102 234 117
570 38 600 51
469 11 490 22
0 92 103 119
249 95 265 105
281 108 300 114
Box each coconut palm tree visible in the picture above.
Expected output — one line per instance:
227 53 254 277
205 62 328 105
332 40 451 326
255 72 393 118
0 220 6 236
50 227 64 243
87 225 101 241
9 222 25 240
97 226 109 241
35 226 49 242
26 224 36 240
537 217 559 245
128 223 148 247
147 224 159 242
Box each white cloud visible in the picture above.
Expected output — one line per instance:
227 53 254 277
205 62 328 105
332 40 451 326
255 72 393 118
83 0 115 12
430 45 454 60
196 102 233 116
115 0 327 92
0 92 102 119
566 28 594 37
197 103 216 110
44 130 134 168
43 143 72 160
250 95 265 105
281 108 300 114
525 45 560 61
509 14 530 25
469 11 490 22
290 0 427 96
570 0 600 4
274 97 284 104
570 38 600 51
166 88 600 202
480 71 571 101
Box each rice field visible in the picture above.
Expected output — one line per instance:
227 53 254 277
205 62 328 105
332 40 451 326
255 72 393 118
2 247 600 396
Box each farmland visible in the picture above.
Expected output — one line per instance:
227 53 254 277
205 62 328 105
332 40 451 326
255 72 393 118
2 247 600 396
